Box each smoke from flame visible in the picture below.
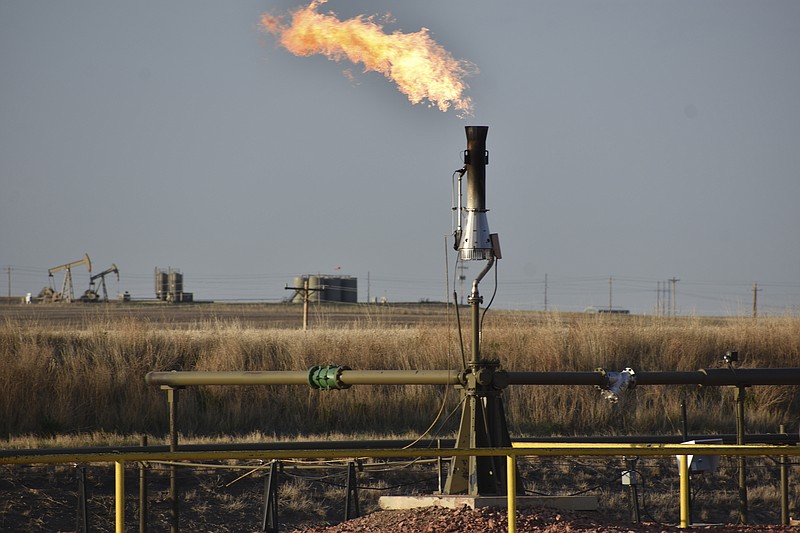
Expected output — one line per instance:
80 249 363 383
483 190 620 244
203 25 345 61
261 0 475 114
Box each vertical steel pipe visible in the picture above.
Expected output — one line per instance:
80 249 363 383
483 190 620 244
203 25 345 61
115 461 125 533
679 454 689 528
507 454 517 533
459 126 493 261
464 126 488 212
470 292 480 366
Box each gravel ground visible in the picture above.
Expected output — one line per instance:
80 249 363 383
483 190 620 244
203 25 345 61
290 505 798 533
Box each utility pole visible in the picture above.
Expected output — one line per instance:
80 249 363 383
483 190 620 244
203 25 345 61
5 266 10 298
608 276 613 312
669 277 680 317
656 281 661 317
285 278 325 331
543 273 548 312
752 283 761 318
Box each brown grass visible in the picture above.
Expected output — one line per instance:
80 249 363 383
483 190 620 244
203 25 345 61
1 309 799 442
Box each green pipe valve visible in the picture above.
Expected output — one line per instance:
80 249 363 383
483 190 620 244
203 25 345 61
308 365 351 390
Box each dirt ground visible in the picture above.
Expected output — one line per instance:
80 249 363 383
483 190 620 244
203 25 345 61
2 457 798 533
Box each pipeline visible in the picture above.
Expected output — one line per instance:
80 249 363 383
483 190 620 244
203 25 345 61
146 367 800 389
146 368 462 389
4 433 796 462
506 368 800 387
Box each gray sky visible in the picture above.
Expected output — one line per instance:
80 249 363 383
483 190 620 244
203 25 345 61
2 0 799 315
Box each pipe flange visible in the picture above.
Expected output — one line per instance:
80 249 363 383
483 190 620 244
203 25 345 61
308 365 351 390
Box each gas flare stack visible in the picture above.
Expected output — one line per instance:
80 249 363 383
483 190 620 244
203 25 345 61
443 125 514 497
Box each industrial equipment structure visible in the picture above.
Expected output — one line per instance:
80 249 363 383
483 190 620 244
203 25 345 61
81 263 119 302
290 275 357 304
148 127 513 496
39 254 92 303
144 127 800 524
155 267 193 303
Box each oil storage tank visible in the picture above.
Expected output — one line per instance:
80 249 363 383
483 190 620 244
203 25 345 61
324 277 342 303
341 277 358 303
292 274 357 303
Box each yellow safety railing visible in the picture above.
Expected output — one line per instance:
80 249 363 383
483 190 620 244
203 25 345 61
3 443 799 533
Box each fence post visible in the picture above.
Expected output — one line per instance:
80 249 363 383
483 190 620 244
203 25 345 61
76 465 89 533
780 424 789 525
261 460 279 533
344 461 360 520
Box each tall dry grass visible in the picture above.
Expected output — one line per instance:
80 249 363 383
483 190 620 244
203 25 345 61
2 312 799 441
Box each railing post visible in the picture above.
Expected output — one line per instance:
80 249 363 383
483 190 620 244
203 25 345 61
162 385 182 533
507 454 517 533
437 439 443 494
624 456 641 523
679 453 689 528
735 385 748 524
780 424 789 526
115 461 125 533
76 465 89 533
139 435 148 533
344 461 360 520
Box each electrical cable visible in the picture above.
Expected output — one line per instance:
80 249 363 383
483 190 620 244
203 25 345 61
364 459 438 473
401 235 458 453
444 235 452 371
298 474 439 492
634 468 675 527
225 462 271 487
376 395 467 474
451 170 459 238
566 471 625 497
520 469 626 498
282 469 347 483
396 244 455 452
453 286 467 368
402 385 451 450
479 258 499 334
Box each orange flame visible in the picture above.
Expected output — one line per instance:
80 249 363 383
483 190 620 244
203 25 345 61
261 0 475 114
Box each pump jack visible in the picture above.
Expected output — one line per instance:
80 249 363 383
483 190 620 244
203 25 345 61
81 264 119 302
43 254 92 303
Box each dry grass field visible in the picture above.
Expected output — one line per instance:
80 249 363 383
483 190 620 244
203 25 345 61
1 302 800 531
2 302 799 439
